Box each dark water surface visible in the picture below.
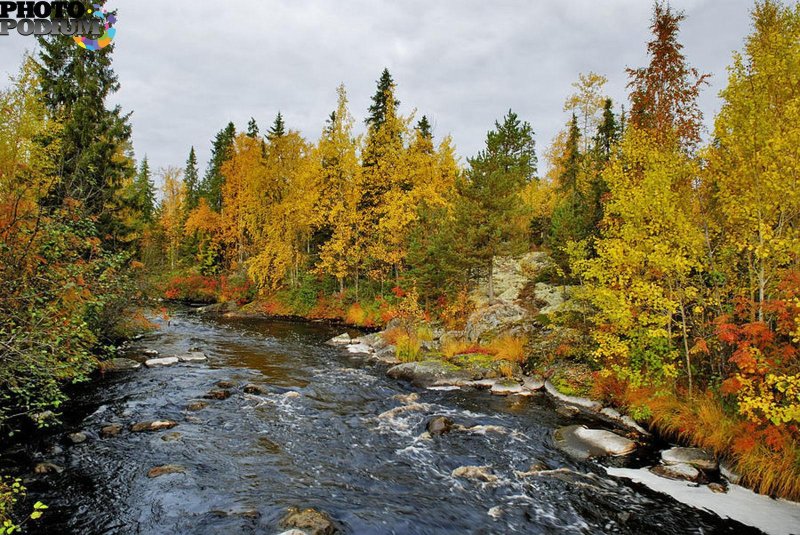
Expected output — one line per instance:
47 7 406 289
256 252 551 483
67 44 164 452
8 311 763 534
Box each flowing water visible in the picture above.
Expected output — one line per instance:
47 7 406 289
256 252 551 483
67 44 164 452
3 310 768 534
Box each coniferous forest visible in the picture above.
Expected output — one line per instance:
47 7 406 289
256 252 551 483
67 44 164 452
2 0 800 532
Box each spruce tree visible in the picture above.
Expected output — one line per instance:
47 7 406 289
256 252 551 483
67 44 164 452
200 122 236 212
246 117 260 138
135 156 156 223
184 147 200 213
37 24 133 242
267 112 286 140
459 110 536 299
594 99 619 161
365 68 400 129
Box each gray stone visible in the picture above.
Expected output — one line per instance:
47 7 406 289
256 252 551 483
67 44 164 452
554 425 637 459
370 345 399 365
464 302 532 343
131 420 178 432
720 459 741 484
490 380 523 396
178 352 207 363
708 482 728 493
544 380 602 410
661 447 717 471
326 333 351 345
651 462 701 481
142 349 159 356
144 356 179 368
473 252 557 305
100 423 123 438
522 376 545 392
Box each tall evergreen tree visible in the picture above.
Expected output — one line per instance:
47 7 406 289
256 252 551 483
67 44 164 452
37 23 133 242
246 117 260 138
184 146 200 212
267 112 286 140
366 68 400 129
200 122 236 212
459 110 536 299
132 156 156 223
594 99 619 161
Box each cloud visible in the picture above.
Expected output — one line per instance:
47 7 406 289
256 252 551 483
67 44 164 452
0 0 754 179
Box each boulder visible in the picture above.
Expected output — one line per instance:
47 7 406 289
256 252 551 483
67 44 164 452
650 463 701 482
534 283 577 315
708 482 728 493
178 352 207 363
101 358 142 373
204 389 232 400
426 416 454 435
370 345 399 365
326 333 351 345
451 465 498 483
464 302 533 343
720 459 741 484
346 342 373 354
554 425 637 460
490 380 523 396
280 507 338 535
144 357 179 368
283 391 301 399
522 376 545 392
215 380 236 389
147 464 186 478
67 431 88 444
142 349 159 356
100 423 123 438
660 447 717 471
357 333 387 350
544 380 602 410
386 361 471 388
130 420 178 433
186 400 209 411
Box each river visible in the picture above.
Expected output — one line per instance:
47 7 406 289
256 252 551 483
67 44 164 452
4 310 781 534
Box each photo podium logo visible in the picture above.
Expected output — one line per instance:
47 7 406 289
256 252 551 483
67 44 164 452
0 1 117 51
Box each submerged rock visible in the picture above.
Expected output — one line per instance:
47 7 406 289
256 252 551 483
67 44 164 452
426 415 455 435
204 389 232 400
144 356 180 368
34 462 64 474
284 391 301 399
650 463 701 482
661 447 717 471
243 383 269 395
215 380 236 389
130 420 178 433
101 358 142 373
554 425 637 460
280 507 338 535
100 423 123 438
67 431 88 444
386 361 471 388
451 465 499 483
161 431 182 442
147 464 186 478
186 400 209 411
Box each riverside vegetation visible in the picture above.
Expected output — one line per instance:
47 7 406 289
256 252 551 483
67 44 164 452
1 0 800 529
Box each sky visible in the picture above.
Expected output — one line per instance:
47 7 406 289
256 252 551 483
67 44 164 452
0 0 756 180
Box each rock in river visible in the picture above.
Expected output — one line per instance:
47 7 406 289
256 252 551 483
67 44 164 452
490 379 524 396
650 463 701 482
660 447 717 471
130 420 178 433
186 400 209 411
554 425 637 460
100 358 141 372
452 465 499 483
280 507 338 535
326 333 351 345
426 415 454 435
147 464 186 478
100 423 123 438
144 356 179 368
178 351 207 363
34 462 64 474
204 389 232 400
243 383 269 395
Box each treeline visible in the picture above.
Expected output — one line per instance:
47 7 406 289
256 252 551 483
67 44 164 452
145 1 800 498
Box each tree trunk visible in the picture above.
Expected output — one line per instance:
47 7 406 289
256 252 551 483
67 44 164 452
679 297 693 398
488 258 494 301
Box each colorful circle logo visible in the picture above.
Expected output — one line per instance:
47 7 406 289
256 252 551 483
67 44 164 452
73 4 116 51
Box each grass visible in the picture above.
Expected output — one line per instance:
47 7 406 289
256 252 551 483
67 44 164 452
489 334 528 364
395 333 422 362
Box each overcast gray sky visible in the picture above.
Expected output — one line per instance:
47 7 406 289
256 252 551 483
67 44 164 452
0 0 755 178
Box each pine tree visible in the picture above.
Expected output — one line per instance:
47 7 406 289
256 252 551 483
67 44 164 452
594 99 619 162
183 147 200 213
246 117 260 138
366 68 400 129
267 112 286 141
37 26 133 242
200 122 236 212
460 110 536 300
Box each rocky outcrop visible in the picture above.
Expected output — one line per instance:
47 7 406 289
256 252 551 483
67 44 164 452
473 252 556 305
464 302 534 343
554 425 637 460
279 507 338 535
386 361 471 388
